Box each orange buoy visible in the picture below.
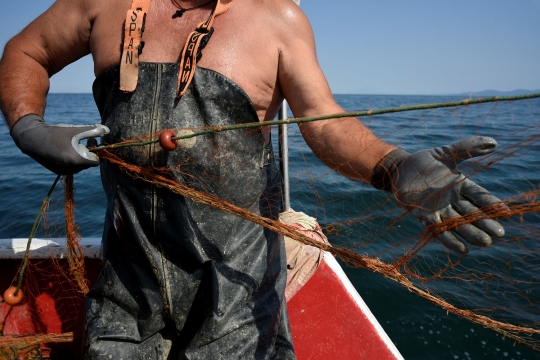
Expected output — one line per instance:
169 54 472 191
3 286 23 305
159 130 179 151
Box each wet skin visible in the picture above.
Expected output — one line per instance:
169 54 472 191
0 0 395 182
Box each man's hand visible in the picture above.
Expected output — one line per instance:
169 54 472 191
10 114 110 175
372 136 506 253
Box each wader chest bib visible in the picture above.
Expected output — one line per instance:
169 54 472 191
86 63 294 359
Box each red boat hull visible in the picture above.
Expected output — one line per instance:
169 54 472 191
0 240 402 359
288 254 401 359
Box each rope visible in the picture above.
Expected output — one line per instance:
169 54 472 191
13 175 61 297
89 92 540 153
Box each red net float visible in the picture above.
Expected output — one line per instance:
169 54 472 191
159 130 179 151
3 286 23 305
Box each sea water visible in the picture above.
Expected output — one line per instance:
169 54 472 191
0 93 539 359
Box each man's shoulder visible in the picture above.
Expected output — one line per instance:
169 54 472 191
237 0 311 40
248 0 304 21
246 0 300 12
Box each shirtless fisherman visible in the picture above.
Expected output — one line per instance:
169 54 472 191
0 0 506 358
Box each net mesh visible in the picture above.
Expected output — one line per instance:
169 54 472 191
0 177 100 359
1 94 540 358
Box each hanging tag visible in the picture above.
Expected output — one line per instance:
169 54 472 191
176 0 234 97
120 9 146 92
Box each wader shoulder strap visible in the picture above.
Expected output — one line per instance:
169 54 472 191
119 0 151 92
176 0 233 97
119 0 233 95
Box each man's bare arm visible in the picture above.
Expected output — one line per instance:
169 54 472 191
0 0 110 176
273 2 507 253
0 0 94 128
275 2 395 183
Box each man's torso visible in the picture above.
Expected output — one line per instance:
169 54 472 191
88 0 288 122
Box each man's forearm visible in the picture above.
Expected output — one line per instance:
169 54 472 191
298 116 396 183
0 38 50 129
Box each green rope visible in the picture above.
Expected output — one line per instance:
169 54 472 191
14 175 61 296
89 92 540 153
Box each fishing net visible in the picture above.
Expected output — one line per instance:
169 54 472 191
1 93 540 358
0 175 102 359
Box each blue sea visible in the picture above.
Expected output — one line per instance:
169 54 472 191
1 93 539 359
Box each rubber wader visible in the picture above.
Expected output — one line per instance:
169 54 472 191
84 1 295 358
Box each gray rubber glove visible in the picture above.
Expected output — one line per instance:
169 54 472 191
10 114 110 175
371 136 506 253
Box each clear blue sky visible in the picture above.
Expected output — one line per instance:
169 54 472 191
1 0 539 94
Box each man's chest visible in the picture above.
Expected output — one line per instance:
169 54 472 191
89 5 280 118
